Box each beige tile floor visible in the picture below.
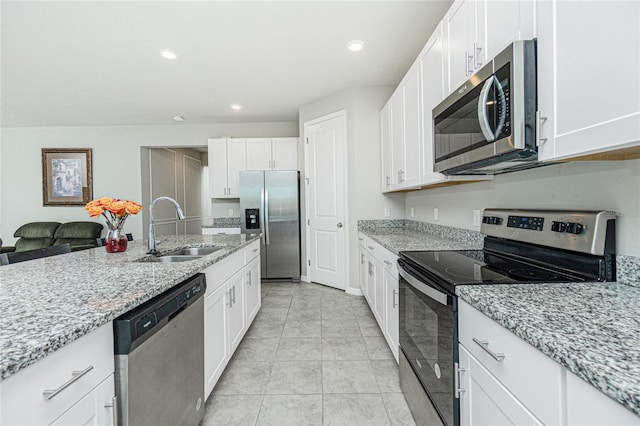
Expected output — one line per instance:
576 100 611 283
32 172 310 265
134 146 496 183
201 281 417 426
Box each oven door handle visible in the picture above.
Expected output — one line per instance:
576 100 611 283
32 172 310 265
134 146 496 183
478 75 497 142
398 265 449 305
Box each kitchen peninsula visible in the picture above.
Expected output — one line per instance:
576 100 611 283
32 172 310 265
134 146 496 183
0 233 260 425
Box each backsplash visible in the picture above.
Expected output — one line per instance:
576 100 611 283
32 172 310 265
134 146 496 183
616 255 640 287
357 219 484 246
203 217 241 228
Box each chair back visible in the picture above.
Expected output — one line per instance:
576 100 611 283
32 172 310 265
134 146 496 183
0 244 71 266
13 222 61 252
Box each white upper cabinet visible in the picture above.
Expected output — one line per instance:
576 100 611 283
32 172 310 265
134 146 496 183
402 64 421 188
390 88 405 190
537 0 640 161
445 0 536 94
208 138 246 199
380 102 393 192
246 137 298 171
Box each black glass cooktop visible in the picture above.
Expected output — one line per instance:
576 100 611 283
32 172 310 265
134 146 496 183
400 249 589 291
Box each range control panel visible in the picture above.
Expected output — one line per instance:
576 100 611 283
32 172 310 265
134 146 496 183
480 209 616 256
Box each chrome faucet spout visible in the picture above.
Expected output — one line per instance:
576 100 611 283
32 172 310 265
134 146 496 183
148 196 186 254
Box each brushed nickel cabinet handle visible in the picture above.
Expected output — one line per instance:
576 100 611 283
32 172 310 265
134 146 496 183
104 396 118 426
473 338 505 362
43 366 94 400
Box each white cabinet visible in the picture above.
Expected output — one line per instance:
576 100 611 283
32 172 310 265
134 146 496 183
0 323 115 426
226 269 246 353
383 268 399 360
51 375 116 426
202 227 241 235
402 64 421 188
202 241 261 399
565 368 640 426
458 300 563 425
208 138 246 198
245 255 261 325
459 345 542 426
445 0 535 94
390 88 405 191
380 103 393 192
359 233 399 362
246 137 298 171
537 0 640 161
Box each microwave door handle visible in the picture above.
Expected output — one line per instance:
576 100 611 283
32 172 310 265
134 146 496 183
494 78 507 138
478 76 497 142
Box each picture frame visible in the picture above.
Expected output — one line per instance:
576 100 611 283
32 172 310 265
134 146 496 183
42 148 93 206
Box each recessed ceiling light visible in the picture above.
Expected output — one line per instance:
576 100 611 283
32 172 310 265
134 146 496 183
230 104 243 110
160 49 177 60
347 40 365 52
172 115 185 122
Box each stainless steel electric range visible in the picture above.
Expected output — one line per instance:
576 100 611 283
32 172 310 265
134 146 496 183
397 209 616 426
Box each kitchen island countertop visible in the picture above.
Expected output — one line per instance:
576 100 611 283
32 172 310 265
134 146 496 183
0 233 259 381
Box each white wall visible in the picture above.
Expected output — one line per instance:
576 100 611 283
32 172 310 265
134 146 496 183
299 87 405 290
0 122 297 244
405 159 640 256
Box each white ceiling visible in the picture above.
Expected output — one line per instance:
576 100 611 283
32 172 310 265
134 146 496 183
1 1 452 127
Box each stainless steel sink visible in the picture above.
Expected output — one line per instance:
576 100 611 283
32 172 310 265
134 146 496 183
165 247 223 256
142 255 203 263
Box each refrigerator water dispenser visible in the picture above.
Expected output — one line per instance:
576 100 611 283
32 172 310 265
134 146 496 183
245 209 260 230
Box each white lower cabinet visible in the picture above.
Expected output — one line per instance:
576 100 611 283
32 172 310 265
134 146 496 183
202 242 261 399
459 345 542 425
0 323 115 426
459 300 639 425
359 233 399 362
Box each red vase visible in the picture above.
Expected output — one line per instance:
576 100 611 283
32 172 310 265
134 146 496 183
105 223 128 253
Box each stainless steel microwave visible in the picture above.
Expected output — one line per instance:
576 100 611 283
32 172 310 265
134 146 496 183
433 40 539 175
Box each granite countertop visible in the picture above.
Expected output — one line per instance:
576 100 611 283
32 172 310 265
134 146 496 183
457 283 640 416
0 233 259 381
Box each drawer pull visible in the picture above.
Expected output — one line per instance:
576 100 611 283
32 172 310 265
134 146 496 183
252 248 259 253
368 246 374 250
472 338 505 362
455 362 466 398
384 260 392 266
104 396 118 426
43 365 94 400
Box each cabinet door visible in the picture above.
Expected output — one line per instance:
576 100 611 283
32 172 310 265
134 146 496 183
383 269 399 361
246 138 272 171
420 23 446 184
271 137 298 170
245 256 261 325
390 89 404 189
445 0 475 93
226 139 246 198
402 63 420 188
373 259 385 327
227 269 246 353
537 0 640 161
478 0 535 65
366 257 376 309
204 283 229 398
359 244 368 298
459 345 543 426
208 139 228 198
50 375 115 426
380 102 393 192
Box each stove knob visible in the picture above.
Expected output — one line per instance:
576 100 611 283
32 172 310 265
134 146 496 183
566 222 584 234
551 221 567 232
491 217 502 225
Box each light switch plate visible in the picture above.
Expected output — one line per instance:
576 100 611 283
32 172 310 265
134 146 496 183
384 207 390 217
228 208 234 216
433 208 439 221
410 207 415 217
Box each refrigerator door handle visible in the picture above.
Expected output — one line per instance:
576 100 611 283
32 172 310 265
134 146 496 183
264 186 271 245
260 187 266 245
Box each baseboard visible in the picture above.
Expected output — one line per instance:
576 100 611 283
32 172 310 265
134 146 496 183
301 274 309 283
345 287 363 296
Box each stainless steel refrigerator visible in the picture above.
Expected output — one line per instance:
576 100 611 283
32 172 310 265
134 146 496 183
239 171 301 281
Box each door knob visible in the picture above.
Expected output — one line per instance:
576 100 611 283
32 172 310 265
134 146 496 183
337 222 343 228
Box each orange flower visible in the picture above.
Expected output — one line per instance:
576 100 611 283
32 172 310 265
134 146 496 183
106 199 128 216
96 197 113 207
125 201 142 215
85 203 104 217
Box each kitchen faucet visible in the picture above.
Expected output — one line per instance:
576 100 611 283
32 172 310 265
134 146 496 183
148 196 185 254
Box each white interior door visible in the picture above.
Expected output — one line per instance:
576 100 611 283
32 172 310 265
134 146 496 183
305 111 347 290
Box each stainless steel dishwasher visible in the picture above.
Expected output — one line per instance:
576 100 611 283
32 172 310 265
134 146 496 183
114 273 206 426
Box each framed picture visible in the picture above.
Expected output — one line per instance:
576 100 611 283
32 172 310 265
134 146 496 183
42 148 93 206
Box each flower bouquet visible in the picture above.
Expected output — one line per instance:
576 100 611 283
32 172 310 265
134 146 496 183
85 197 142 253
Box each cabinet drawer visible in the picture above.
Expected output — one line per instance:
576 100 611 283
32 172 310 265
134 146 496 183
203 250 244 296
458 300 563 425
202 227 241 235
0 323 114 426
365 237 397 275
244 240 260 263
